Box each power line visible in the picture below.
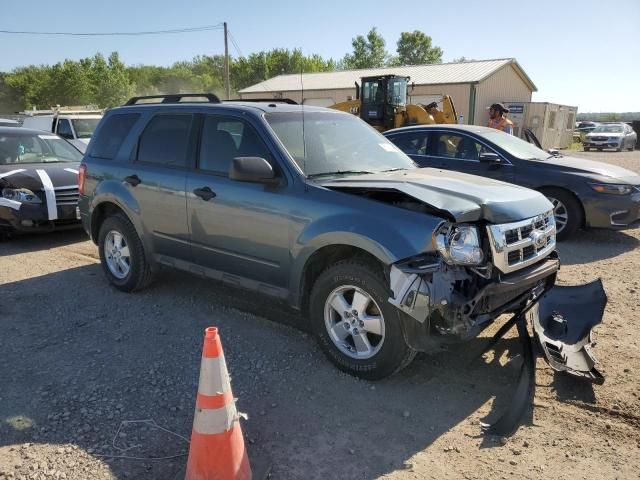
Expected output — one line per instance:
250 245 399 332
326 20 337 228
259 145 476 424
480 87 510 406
228 29 274 94
0 24 224 36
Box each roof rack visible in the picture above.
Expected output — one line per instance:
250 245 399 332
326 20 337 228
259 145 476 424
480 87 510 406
124 93 221 106
226 98 298 105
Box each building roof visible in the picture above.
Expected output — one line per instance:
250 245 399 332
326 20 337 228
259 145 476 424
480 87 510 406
239 58 537 94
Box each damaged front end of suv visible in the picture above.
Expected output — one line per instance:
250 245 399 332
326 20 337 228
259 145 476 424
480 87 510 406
386 210 606 434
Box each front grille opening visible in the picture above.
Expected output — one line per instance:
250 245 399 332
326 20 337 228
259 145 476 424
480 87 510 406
508 250 521 265
545 342 564 363
505 229 519 244
522 245 535 260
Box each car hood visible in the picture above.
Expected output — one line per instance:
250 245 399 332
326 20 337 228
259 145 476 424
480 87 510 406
319 168 553 224
537 156 640 184
0 162 80 191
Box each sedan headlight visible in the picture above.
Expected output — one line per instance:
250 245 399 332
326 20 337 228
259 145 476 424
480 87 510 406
2 188 41 204
589 183 637 195
435 223 484 265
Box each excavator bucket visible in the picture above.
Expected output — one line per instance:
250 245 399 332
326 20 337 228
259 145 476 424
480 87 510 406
531 279 607 384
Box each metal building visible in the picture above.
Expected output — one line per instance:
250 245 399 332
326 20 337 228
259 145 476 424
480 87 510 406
238 58 537 126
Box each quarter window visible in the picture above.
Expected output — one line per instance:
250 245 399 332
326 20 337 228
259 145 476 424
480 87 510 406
199 116 272 174
90 113 140 160
56 119 74 139
137 114 192 167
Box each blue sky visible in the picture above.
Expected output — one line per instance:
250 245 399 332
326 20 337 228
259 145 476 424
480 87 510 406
2 0 639 112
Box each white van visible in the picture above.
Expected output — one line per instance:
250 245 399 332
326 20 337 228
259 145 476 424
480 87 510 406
21 107 103 153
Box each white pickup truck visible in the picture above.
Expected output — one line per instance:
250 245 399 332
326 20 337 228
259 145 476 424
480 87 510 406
21 107 103 153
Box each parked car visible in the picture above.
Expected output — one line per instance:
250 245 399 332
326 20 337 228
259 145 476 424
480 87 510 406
583 123 637 152
385 124 640 240
22 109 102 154
77 94 609 386
0 118 20 127
0 127 82 234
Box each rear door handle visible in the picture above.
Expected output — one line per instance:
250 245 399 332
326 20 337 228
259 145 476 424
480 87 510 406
193 186 216 201
124 175 141 187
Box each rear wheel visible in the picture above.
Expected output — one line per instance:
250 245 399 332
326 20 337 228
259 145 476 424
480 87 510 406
540 188 583 241
98 214 153 292
309 259 416 380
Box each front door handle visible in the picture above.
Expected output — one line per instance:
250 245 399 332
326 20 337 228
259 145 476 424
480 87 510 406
193 186 216 201
124 175 141 187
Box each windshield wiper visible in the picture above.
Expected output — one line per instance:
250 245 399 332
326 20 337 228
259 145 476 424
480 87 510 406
307 170 374 179
381 167 407 172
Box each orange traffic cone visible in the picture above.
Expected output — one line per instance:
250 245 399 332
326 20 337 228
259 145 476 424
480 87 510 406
185 327 252 480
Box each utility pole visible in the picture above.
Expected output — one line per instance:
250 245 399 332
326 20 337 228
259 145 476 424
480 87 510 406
224 22 230 100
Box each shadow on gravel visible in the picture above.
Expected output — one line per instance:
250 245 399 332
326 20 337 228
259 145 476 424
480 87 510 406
551 373 596 404
556 228 640 266
0 229 88 256
1 265 535 480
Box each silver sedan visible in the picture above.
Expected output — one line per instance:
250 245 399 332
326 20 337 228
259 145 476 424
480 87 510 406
583 123 637 152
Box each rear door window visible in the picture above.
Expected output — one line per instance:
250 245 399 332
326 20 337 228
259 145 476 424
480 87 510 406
90 113 140 159
387 131 428 156
198 116 273 175
137 114 193 167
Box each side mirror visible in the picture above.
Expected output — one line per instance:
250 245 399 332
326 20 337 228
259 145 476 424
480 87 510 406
229 157 278 184
547 148 560 156
479 152 501 163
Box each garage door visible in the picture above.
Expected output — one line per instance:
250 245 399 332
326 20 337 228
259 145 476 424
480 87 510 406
302 98 335 107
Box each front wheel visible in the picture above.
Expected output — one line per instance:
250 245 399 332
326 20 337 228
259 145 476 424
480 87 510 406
309 259 416 380
540 188 583 241
98 214 153 292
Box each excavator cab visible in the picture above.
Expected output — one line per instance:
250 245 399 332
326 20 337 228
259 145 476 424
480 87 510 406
360 75 409 130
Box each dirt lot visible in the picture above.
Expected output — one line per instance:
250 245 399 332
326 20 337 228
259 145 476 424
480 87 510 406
1 150 639 480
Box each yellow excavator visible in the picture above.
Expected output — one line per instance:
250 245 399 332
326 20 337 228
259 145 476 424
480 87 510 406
330 74 458 132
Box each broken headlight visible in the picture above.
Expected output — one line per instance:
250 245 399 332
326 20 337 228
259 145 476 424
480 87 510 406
2 188 41 204
435 223 484 266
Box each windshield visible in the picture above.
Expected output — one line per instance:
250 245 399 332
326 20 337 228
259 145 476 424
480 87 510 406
479 129 550 160
0 132 82 164
71 118 100 138
265 111 416 177
592 124 623 133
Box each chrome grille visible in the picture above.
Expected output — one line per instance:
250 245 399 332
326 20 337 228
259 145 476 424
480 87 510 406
487 211 556 274
54 185 79 206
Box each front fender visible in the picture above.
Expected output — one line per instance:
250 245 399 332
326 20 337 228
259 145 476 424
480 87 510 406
289 211 441 307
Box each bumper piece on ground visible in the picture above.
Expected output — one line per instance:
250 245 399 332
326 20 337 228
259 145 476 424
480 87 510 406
532 279 607 384
480 279 606 436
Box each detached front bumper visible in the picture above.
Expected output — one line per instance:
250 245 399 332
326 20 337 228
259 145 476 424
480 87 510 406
0 203 81 233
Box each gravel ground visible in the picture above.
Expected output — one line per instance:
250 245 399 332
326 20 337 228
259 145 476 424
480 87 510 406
1 150 639 480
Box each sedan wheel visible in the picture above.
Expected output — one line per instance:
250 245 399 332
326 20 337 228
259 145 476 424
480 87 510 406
324 285 385 359
548 196 569 235
540 187 583 241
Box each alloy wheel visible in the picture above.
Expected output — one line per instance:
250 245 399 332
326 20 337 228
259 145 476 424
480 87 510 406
104 230 131 279
324 285 385 360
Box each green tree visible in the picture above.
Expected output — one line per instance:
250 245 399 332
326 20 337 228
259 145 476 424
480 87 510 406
391 31 443 66
340 28 388 69
90 52 133 107
451 56 474 63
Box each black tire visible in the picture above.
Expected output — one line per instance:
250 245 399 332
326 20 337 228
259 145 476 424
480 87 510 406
597 148 603 152
97 213 153 292
583 147 590 152
309 258 416 380
540 187 583 241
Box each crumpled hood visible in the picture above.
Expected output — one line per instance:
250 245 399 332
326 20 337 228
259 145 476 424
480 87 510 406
319 168 553 224
538 156 640 184
0 162 80 191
